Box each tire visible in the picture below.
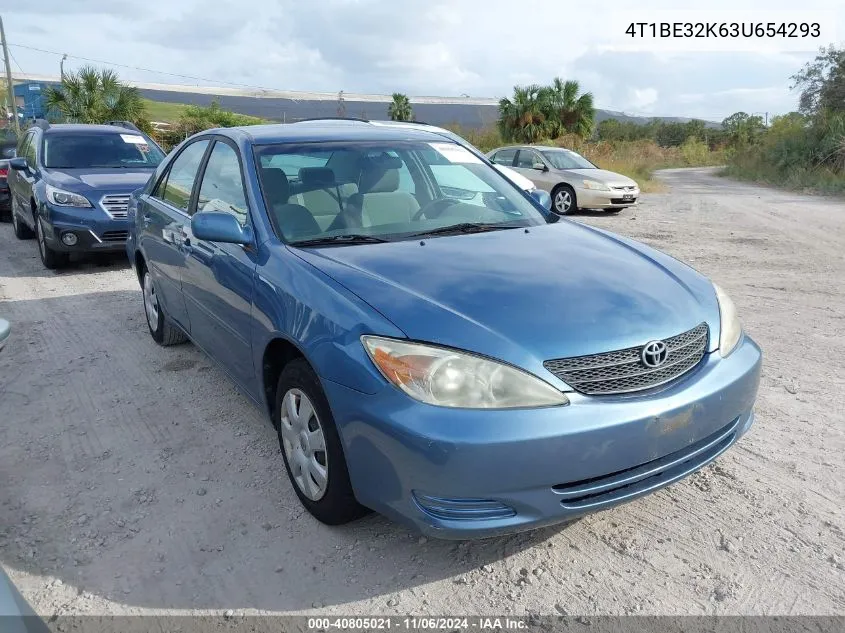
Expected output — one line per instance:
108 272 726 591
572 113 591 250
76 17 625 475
12 210 34 239
141 266 188 346
274 358 368 525
552 184 577 215
35 218 68 270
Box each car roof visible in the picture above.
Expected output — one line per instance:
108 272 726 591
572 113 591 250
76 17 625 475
219 121 455 145
40 124 142 135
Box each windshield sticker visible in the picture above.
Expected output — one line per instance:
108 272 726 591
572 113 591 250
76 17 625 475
428 143 482 164
120 134 147 145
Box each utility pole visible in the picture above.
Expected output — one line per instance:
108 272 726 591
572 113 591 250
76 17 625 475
0 15 20 135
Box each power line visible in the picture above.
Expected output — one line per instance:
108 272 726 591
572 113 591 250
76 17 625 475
7 46 23 74
8 42 282 92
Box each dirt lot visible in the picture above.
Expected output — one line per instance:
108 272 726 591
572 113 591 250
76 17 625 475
1 168 843 617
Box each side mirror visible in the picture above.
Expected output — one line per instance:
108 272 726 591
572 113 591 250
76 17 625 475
529 189 552 211
191 211 252 245
532 162 548 172
9 157 28 171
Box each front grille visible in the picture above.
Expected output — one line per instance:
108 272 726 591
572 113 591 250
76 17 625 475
552 416 739 510
544 323 709 395
99 194 131 219
611 185 637 191
101 230 128 242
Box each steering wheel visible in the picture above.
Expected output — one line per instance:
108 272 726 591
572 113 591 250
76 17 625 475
412 198 459 222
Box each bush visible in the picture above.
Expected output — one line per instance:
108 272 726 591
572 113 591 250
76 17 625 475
724 110 845 193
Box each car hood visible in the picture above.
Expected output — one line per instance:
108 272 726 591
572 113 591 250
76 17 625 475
44 168 154 194
562 168 638 187
291 222 721 381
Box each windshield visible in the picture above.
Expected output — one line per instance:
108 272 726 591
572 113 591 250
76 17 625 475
541 149 596 170
43 133 165 169
255 140 548 244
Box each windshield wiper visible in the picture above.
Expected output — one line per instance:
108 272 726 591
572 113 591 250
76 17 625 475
409 222 520 238
291 234 390 247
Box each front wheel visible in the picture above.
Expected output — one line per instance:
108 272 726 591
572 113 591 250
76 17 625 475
274 359 368 525
552 185 577 215
36 218 67 270
12 211 34 239
142 268 188 346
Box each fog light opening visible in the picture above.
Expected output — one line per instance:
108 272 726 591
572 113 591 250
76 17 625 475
61 232 78 246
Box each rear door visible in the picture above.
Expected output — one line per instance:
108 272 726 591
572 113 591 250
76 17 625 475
180 138 259 394
137 139 211 332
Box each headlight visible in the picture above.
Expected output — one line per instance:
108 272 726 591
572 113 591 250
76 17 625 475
362 336 569 409
582 179 610 191
46 184 92 208
714 283 742 357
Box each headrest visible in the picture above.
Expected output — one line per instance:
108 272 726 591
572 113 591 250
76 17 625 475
261 168 290 204
359 154 403 193
299 167 336 188
360 168 399 193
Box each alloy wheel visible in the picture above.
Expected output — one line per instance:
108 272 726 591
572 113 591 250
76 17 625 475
555 189 572 214
36 221 46 258
143 272 160 331
279 388 329 500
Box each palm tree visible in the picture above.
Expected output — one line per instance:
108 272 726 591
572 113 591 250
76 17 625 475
387 93 413 121
498 85 548 143
44 66 146 124
542 78 595 138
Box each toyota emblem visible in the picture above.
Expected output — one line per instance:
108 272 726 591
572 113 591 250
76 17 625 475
641 340 669 368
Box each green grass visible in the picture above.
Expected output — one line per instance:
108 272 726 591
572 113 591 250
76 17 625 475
142 99 190 123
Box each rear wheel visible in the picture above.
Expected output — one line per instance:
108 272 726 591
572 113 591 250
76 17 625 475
552 185 577 215
12 211 34 239
142 267 188 346
274 358 368 525
36 218 68 270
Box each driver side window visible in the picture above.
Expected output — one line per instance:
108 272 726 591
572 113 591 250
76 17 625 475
516 150 540 169
196 142 249 226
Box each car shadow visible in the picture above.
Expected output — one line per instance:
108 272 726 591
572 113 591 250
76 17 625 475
0 290 575 613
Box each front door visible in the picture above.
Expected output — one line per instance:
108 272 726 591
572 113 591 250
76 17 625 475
137 139 211 331
513 149 555 193
10 131 37 228
180 139 258 396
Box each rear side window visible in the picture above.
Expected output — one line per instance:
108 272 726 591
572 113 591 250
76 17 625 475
196 142 249 226
154 140 210 213
491 148 516 166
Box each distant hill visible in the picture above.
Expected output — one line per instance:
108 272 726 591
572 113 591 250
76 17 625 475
140 88 721 129
12 73 720 129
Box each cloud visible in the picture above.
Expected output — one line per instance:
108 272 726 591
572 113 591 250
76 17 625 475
2 0 831 119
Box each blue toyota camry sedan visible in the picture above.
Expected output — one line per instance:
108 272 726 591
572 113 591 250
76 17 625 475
126 120 761 539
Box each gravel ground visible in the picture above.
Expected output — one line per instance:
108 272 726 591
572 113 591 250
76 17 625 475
0 168 843 618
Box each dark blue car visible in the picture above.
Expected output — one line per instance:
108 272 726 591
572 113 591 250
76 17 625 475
126 121 761 539
7 121 165 269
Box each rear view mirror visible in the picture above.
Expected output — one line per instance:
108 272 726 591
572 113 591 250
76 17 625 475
191 211 252 245
9 157 27 171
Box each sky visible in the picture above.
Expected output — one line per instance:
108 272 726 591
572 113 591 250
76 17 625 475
3 0 843 122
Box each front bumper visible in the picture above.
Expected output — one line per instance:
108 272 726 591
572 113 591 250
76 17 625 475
577 186 639 209
325 335 762 539
40 204 129 253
